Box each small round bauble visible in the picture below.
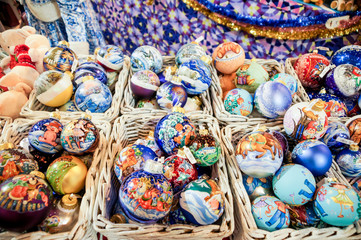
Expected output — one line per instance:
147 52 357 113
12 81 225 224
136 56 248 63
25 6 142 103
136 98 159 109
235 61 269 93
336 145 361 177
96 45 124 71
175 42 207 66
269 130 289 156
322 122 350 152
312 90 347 117
288 202 320 229
156 82 187 111
293 53 330 90
325 64 361 98
135 131 163 157
43 41 77 72
270 73 298 97
224 88 253 116
254 81 292 119
292 140 332 177
313 181 360 226
184 96 202 113
180 178 225 225
60 118 99 155
59 99 78 112
331 45 361 68
29 118 63 154
189 129 221 166
252 196 290 231
177 59 212 95
235 131 283 178
113 144 157 182
212 42 245 74
344 94 361 117
73 61 107 88
0 173 53 232
242 174 273 202
35 70 73 107
131 45 163 73
273 164 316 206
168 203 188 224
346 115 361 146
130 70 160 99
74 78 112 113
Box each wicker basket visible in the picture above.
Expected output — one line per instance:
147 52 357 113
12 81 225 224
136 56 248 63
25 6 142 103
0 117 111 240
20 57 131 122
0 116 11 135
93 114 233 240
222 123 360 240
120 56 213 116
211 59 310 126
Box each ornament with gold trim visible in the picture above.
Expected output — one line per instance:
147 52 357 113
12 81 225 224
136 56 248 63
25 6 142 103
235 60 269 93
43 41 78 72
212 42 245 74
156 79 188 112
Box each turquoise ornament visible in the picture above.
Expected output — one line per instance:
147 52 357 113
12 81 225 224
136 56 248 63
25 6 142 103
224 88 253 116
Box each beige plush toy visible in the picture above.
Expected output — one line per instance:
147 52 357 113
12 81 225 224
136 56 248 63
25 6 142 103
0 82 32 119
25 34 51 73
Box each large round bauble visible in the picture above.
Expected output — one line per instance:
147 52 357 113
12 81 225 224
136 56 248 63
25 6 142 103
273 164 316 206
293 53 330 90
156 82 188 111
136 98 159 109
130 70 160 99
29 118 63 154
74 61 107 88
43 41 77 72
254 81 292 119
252 196 290 231
96 45 124 71
336 145 361 177
0 174 53 232
269 130 289 157
35 70 73 107
189 132 221 167
154 111 196 155
224 88 253 116
270 73 298 97
234 62 269 93
292 140 332 177
322 122 350 152
288 202 320 229
212 42 245 74
131 46 163 73
313 181 360 226
235 131 283 178
242 174 273 202
346 115 361 146
134 131 163 157
312 91 347 117
176 42 207 66
331 45 361 68
177 59 212 95
74 78 112 113
180 178 225 225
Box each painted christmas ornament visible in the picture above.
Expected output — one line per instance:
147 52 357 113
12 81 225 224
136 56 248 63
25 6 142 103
74 61 107 88
346 116 361 146
242 174 273 202
184 96 202 113
224 88 253 116
177 59 212 95
344 94 361 117
288 202 320 229
254 81 292 119
35 70 73 107
130 70 160 99
269 130 289 157
252 196 290 231
119 160 173 223
135 131 163 157
336 145 361 177
331 45 361 69
235 131 283 178
29 148 62 173
180 178 225 225
46 155 87 195
0 173 53 232
175 42 207 66
292 140 332 177
273 164 316 206
212 42 245 74
131 45 163 73
235 61 269 93
113 144 157 182
95 45 124 71
313 181 360 226
270 73 298 97
156 81 187 111
59 99 78 112
136 98 159 109
312 90 347 117
43 41 77 72
168 202 188 224
158 71 167 85
60 118 99 155
322 122 350 152
325 64 361 98
293 53 330 90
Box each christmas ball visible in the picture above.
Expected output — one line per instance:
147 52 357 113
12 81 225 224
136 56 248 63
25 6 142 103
136 98 159 109
74 77 112 113
325 64 361 98
43 41 77 72
180 178 225 225
189 129 221 166
168 202 189 224
292 140 332 177
184 96 202 113
293 53 330 90
312 90 347 117
269 130 289 157
60 118 99 155
28 117 63 154
59 99 78 112
313 181 360 226
135 131 163 157
73 61 107 88
242 174 273 202
158 71 167 85
346 115 361 146
331 45 361 68
130 70 160 99
177 59 212 95
224 88 253 116
336 145 361 177
119 160 173 223
254 81 292 119
270 73 298 97
273 164 316 206
322 122 350 151
96 45 124 71
252 196 290 231
131 46 163 73
35 70 73 107
156 82 187 111
288 202 320 229
212 42 245 74
0 173 53 232
220 72 237 99
283 100 328 141
113 144 157 182
235 131 283 178
176 42 207 66
46 155 87 195
235 61 269 93
344 94 361 117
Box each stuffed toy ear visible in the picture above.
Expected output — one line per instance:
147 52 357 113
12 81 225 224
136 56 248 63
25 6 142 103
21 26 36 35
14 82 32 97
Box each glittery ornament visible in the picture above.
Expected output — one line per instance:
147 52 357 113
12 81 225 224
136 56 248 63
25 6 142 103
131 46 163 73
331 45 361 69
43 41 77 72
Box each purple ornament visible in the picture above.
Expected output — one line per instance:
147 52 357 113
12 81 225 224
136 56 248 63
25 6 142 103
331 45 361 69
156 82 188 111
269 130 289 156
130 70 160 99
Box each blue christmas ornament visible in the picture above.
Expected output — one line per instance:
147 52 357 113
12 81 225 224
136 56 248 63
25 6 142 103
292 140 332 177
96 45 124 71
242 174 273 202
224 88 253 116
175 42 207 66
312 90 347 118
344 93 361 117
336 145 361 178
331 45 361 69
157 71 167 85
322 122 350 152
270 73 298 97
156 82 187 112
131 46 163 73
74 62 107 88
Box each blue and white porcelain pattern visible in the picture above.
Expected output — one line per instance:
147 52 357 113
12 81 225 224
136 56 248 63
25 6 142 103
74 62 107 88
322 122 350 152
131 46 163 74
96 45 124 71
242 174 273 202
336 146 361 178
156 82 187 112
175 43 207 66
